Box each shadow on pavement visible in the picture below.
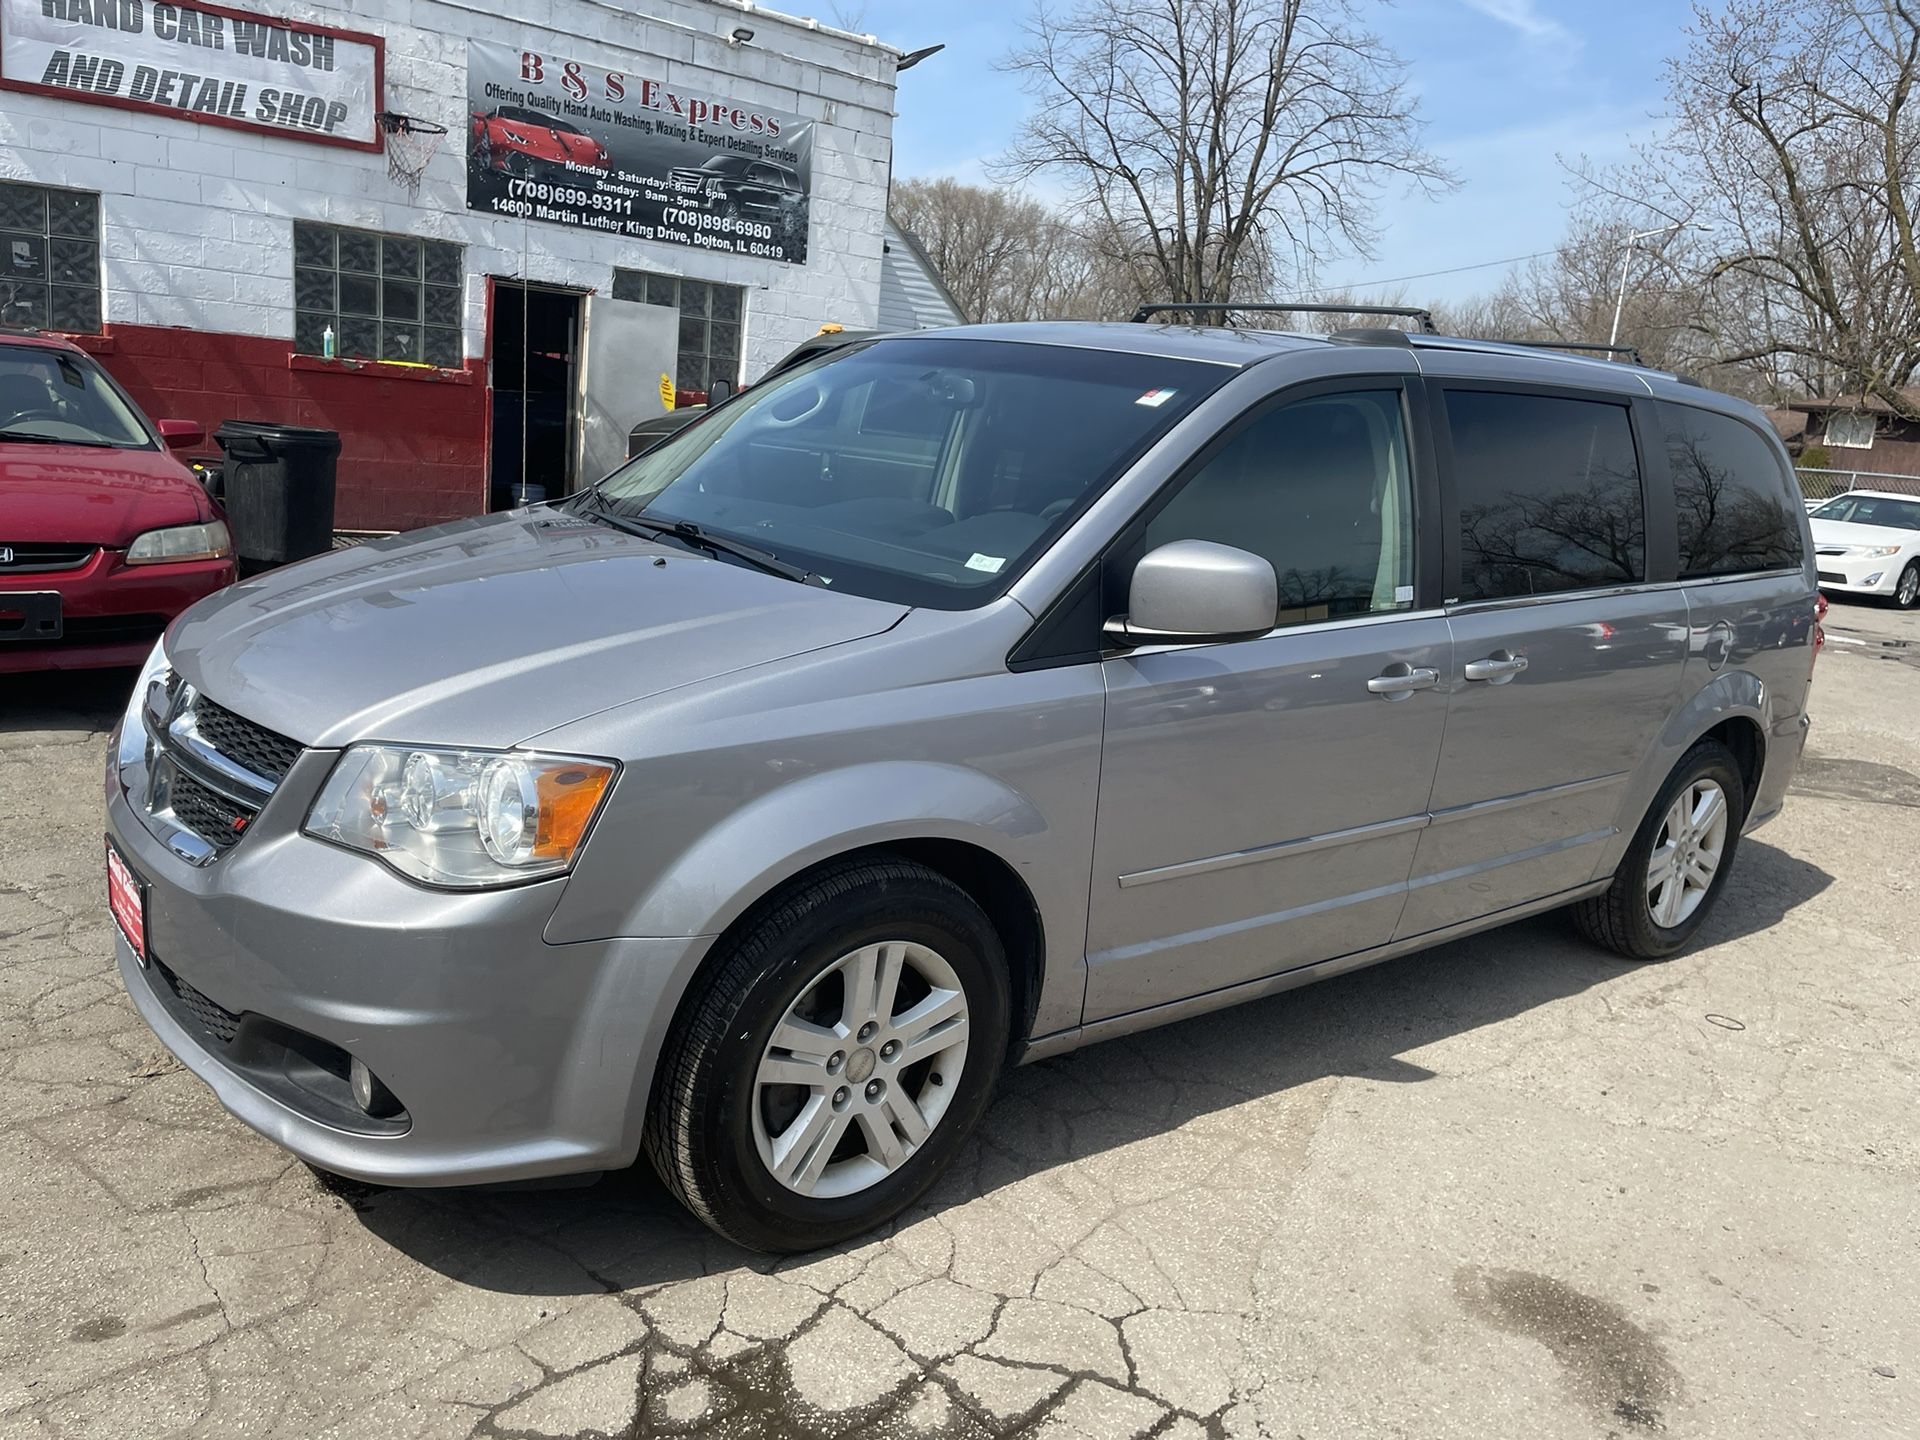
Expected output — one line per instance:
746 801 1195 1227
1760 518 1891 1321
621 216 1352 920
342 836 1830 1297
1 666 134 735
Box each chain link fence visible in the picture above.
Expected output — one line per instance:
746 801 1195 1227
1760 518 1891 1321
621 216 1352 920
1794 466 1920 501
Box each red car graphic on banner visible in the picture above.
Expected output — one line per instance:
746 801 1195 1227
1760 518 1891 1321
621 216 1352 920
469 105 610 178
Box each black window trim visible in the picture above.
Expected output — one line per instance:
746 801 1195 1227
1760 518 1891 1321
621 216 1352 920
1427 376 1670 609
1010 372 1441 671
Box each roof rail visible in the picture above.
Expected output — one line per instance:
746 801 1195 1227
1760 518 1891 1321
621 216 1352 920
1499 339 1646 366
1129 301 1438 334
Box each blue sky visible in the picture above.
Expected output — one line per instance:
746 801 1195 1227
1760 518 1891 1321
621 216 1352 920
844 0 1687 304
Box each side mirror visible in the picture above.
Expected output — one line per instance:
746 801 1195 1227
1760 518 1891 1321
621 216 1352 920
1104 539 1277 648
156 419 205 449
707 377 733 404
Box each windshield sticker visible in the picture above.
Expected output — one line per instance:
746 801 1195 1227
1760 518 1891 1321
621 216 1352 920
965 553 1007 574
1135 388 1177 407
1395 585 1415 604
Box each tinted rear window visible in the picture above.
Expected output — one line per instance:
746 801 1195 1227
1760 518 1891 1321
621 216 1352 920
1445 390 1646 601
1662 403 1805 576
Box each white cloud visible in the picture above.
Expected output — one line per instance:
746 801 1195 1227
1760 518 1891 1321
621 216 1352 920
1456 0 1578 46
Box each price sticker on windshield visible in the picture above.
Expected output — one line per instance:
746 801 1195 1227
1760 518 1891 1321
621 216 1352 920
1135 388 1177 407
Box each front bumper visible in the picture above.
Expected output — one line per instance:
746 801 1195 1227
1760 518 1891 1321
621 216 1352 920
1 550 233 673
1814 553 1904 596
107 740 707 1186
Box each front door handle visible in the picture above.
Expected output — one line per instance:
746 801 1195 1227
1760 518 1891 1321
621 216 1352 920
1464 652 1529 683
1367 664 1439 698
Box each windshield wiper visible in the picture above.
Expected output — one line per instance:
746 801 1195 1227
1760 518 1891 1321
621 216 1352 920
580 498 814 585
0 428 116 447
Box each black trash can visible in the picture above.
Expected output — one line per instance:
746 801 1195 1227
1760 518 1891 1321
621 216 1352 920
214 420 341 570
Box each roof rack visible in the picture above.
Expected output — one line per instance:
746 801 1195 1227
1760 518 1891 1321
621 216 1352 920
1499 339 1646 366
1129 301 1438 334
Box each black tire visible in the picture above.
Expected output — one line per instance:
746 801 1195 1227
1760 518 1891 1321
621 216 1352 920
644 857 1010 1252
1572 740 1747 961
1893 561 1920 611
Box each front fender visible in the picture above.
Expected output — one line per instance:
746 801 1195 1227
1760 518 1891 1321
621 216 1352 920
590 760 1052 942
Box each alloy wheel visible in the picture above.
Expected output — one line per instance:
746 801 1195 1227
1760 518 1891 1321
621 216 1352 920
752 940 970 1198
1646 779 1730 928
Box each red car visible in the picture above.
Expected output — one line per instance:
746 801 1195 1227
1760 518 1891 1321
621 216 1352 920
1 329 235 674
470 105 611 178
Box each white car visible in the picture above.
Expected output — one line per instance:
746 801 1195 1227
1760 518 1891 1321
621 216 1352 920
1810 490 1920 608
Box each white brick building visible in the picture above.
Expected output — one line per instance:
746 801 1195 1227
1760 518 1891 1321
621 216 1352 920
0 0 901 528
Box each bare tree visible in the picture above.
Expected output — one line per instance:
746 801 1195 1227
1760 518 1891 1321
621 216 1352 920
891 176 1150 321
1435 212 1729 381
996 0 1451 307
1592 0 1920 414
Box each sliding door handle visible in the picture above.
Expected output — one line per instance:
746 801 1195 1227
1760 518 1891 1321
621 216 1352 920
1464 652 1529 683
1367 665 1439 698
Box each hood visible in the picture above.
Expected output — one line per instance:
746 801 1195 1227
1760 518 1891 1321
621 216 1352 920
555 130 603 163
165 510 906 750
0 443 209 545
1810 518 1920 549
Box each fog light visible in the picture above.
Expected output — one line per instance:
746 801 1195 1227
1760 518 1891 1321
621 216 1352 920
1864 571 1884 586
349 1056 402 1118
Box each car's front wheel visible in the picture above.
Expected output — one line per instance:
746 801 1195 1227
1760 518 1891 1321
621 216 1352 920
1893 561 1920 610
645 857 1010 1251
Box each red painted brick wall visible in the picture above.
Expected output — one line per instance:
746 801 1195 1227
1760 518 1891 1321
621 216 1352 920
84 325 488 533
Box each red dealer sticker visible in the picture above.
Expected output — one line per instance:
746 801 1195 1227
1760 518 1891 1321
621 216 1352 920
106 840 147 965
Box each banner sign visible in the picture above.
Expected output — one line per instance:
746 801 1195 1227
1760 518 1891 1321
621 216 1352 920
465 39 813 265
0 0 383 150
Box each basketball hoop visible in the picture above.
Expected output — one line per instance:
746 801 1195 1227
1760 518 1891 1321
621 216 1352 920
376 111 448 196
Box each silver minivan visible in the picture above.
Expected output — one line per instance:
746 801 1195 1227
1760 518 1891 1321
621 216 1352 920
106 321 1819 1250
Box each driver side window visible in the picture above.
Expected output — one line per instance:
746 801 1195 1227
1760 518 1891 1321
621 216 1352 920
1144 390 1415 627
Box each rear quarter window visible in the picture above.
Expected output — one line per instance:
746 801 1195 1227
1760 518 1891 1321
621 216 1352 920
1661 403 1805 576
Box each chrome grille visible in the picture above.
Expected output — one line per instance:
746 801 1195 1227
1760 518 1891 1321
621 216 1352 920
155 761 258 852
0 542 97 573
138 680 301 863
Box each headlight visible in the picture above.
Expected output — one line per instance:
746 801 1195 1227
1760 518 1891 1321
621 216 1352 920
114 636 171 774
126 520 231 565
1858 545 1902 558
303 745 617 888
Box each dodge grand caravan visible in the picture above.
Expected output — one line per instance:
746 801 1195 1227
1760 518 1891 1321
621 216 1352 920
106 321 1818 1250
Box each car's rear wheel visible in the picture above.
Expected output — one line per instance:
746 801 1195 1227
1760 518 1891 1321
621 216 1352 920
1893 561 1920 610
645 857 1009 1251
1572 740 1746 961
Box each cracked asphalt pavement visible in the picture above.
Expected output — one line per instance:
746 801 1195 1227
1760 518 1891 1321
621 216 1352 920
3 603 1915 1439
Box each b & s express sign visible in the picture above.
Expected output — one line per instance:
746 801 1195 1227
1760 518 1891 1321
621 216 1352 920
466 40 813 265
0 0 382 149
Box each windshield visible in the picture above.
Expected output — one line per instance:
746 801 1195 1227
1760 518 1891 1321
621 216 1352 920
1814 494 1920 530
0 345 153 447
588 337 1228 608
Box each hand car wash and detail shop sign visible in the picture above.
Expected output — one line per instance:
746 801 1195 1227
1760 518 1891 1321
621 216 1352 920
466 39 812 265
0 0 382 148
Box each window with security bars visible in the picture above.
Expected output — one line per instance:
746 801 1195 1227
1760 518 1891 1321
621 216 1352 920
610 269 743 394
0 182 101 334
294 222 463 368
